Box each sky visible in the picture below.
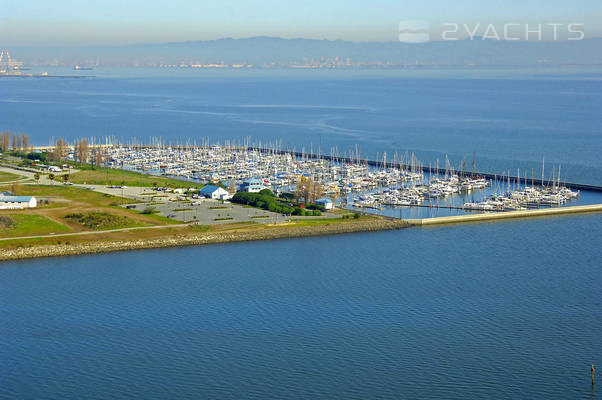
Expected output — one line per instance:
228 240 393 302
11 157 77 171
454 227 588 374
1 0 601 46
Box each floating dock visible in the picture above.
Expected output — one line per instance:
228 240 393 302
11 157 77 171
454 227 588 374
404 204 602 226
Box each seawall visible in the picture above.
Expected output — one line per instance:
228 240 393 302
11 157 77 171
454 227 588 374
405 204 602 226
0 219 408 262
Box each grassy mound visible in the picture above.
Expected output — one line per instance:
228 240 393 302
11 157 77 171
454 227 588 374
65 212 138 230
0 215 15 229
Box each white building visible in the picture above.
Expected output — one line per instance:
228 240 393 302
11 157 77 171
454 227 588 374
240 178 265 193
199 185 231 200
315 198 334 210
0 195 37 209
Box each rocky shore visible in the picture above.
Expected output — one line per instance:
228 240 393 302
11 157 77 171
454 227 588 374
0 219 409 261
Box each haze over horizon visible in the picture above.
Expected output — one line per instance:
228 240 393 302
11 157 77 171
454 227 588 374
1 0 601 46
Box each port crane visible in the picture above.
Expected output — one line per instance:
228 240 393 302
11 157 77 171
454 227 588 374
0 50 24 73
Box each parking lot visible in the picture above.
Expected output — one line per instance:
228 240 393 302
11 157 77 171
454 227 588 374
125 198 287 224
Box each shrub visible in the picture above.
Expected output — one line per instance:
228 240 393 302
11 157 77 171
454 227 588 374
0 216 15 229
259 188 274 197
66 212 133 229
279 192 295 200
141 206 157 214
306 203 325 211
353 213 361 219
232 191 295 215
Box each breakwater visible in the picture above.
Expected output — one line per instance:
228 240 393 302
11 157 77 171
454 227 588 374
0 219 408 261
405 203 602 226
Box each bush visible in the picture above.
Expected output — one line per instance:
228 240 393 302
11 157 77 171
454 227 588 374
279 192 295 200
259 188 274 197
353 213 361 219
65 212 133 229
27 152 47 162
0 216 15 229
306 203 325 211
232 191 295 214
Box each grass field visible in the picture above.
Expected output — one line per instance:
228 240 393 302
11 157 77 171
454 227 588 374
0 171 23 183
69 168 205 188
0 214 72 238
0 184 181 233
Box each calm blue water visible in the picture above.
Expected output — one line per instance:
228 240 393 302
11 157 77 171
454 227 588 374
1 67 601 184
2 68 601 399
1 214 601 399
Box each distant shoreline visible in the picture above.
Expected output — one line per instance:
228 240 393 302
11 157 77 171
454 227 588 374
0 75 93 79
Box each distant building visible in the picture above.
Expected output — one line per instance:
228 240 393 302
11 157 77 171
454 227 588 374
0 195 37 209
240 178 265 193
315 198 333 210
199 185 231 200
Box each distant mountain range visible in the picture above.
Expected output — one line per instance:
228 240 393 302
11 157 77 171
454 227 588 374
10 36 602 68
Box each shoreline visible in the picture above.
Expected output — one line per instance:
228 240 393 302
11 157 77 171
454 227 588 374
0 219 408 262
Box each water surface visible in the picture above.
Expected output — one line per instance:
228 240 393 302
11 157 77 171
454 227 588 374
2 214 601 399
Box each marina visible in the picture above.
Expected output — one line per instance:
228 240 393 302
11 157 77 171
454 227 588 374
96 142 591 220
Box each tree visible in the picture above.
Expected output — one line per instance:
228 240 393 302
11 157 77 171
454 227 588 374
72 142 79 163
22 134 30 152
33 173 40 184
63 174 70 184
310 181 325 204
48 173 55 185
295 176 324 204
1 132 9 152
52 138 68 161
93 146 104 169
79 139 89 164
295 176 311 204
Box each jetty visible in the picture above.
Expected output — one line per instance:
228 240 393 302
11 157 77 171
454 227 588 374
404 204 602 226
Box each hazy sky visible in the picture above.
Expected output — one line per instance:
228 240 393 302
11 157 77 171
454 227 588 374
1 0 600 46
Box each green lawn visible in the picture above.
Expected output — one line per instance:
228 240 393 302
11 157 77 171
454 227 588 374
3 184 138 207
0 171 22 183
69 168 205 188
0 214 72 238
